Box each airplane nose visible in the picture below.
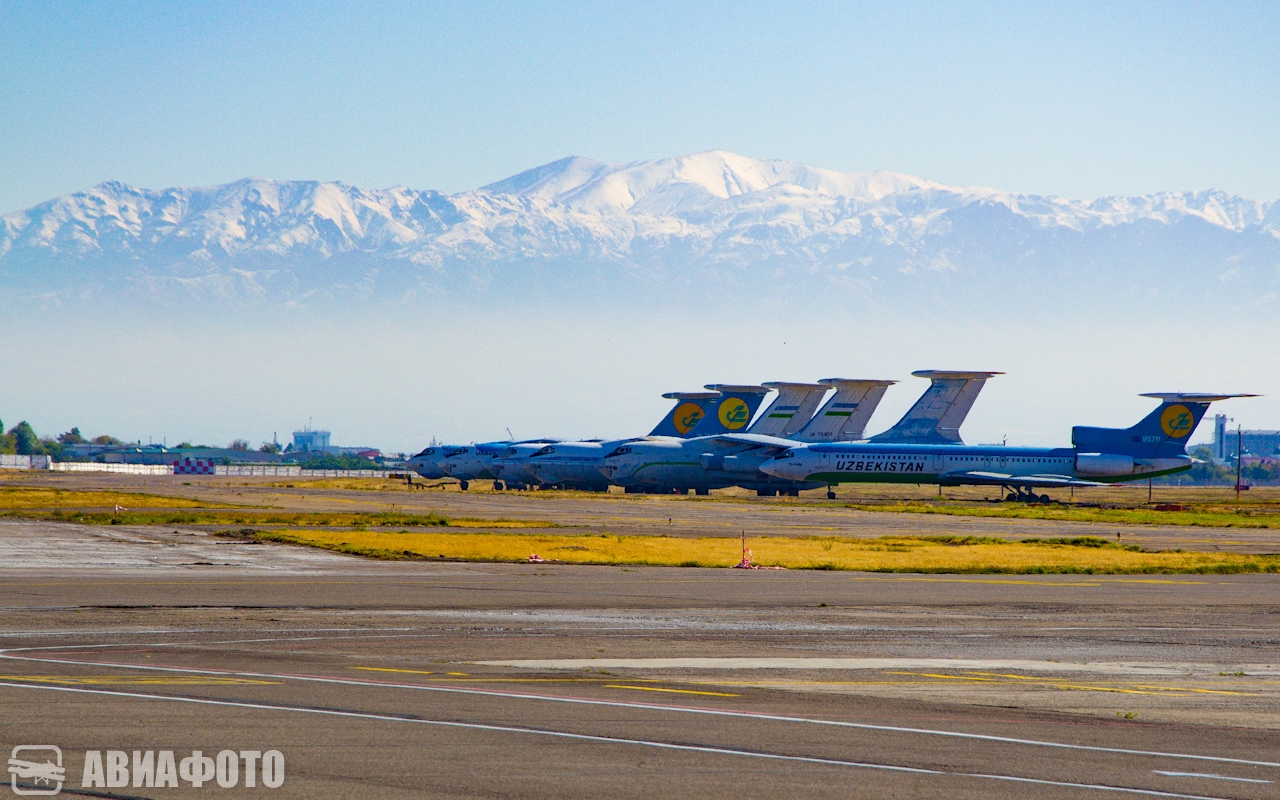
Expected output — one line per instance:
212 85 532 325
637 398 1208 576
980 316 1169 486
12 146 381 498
759 458 782 478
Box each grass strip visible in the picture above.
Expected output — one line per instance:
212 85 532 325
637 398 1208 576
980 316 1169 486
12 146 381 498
0 487 229 510
842 502 1280 529
240 529 1280 574
2 508 555 529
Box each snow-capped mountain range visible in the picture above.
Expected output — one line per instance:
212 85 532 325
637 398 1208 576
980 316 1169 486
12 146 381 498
3 150 1277 311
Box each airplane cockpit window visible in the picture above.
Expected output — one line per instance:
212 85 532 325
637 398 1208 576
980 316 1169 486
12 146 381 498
776 449 794 460
606 446 632 457
533 446 554 457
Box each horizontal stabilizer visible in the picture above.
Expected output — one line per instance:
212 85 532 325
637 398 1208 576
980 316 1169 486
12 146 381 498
749 382 830 437
870 370 1002 444
1138 393 1259 403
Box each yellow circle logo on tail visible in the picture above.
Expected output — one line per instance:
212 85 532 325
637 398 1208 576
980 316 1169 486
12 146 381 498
718 397 751 430
1160 404 1194 438
673 402 705 435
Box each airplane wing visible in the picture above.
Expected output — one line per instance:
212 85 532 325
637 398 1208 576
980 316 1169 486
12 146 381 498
938 471 1108 488
704 433 798 450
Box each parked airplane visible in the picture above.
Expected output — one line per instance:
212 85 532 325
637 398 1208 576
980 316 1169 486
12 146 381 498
599 384 782 494
601 372 998 496
760 393 1255 501
446 389 729 490
439 439 558 490
407 445 452 479
522 391 722 491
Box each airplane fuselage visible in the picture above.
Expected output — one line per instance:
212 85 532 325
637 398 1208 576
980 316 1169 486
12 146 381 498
526 440 626 490
600 437 819 493
760 442 1192 486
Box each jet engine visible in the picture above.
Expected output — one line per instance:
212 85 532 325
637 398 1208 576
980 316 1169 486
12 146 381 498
1074 453 1135 476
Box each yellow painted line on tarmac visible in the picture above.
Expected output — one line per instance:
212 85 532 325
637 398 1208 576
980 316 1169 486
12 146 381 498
603 684 740 697
887 672 1160 695
0 674 278 686
688 680 917 687
354 667 435 675
963 672 1254 695
885 671 1258 697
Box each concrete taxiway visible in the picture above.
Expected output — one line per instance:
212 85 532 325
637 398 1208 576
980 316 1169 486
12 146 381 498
0 521 1278 798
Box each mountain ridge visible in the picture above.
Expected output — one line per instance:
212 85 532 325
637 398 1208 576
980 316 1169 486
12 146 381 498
3 151 1277 311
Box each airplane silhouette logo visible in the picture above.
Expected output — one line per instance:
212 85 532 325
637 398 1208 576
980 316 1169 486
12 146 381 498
718 398 750 430
9 746 64 795
673 402 705 434
1160 404 1194 438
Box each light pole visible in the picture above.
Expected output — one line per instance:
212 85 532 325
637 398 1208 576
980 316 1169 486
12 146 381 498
1236 424 1243 501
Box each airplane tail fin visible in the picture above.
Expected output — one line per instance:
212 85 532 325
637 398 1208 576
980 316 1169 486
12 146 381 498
696 384 771 435
1072 393 1256 457
648 391 722 438
794 379 897 442
869 370 1002 444
747 382 830 437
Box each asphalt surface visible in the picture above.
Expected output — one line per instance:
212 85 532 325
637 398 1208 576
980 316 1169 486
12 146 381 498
1 522 1278 798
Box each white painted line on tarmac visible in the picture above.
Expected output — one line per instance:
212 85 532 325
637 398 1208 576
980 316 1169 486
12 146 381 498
474 657 1188 675
1154 771 1271 784
3 651 1279 771
0 681 1233 800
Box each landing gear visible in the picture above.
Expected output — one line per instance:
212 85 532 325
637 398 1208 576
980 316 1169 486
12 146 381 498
493 480 505 491
787 489 800 497
459 480 470 491
756 489 777 497
1004 488 1052 504
827 489 836 500
695 488 709 496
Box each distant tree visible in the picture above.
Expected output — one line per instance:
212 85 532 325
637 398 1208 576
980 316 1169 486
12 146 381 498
91 434 124 446
259 442 281 454
175 441 194 449
297 453 381 471
40 437 64 460
229 439 250 451
58 427 86 445
9 422 41 455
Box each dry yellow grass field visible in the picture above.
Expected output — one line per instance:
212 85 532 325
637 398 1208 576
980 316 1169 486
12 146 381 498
0 486 223 510
247 529 1280 574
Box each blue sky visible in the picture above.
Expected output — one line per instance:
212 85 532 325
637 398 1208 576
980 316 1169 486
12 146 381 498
2 0 1277 213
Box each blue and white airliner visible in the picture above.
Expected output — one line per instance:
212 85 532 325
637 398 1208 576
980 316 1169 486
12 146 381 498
760 393 1254 502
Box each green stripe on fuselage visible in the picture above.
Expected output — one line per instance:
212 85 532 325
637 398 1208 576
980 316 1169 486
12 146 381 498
804 464 1192 486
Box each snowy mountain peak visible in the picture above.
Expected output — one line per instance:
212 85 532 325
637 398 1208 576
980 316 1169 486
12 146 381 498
478 150 942 215
1 151 1276 310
